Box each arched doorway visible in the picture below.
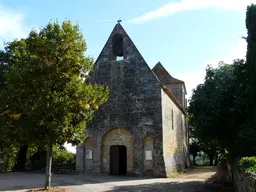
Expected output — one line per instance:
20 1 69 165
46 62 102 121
101 128 133 175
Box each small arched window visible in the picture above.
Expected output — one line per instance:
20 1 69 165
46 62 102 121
112 33 123 60
85 137 93 160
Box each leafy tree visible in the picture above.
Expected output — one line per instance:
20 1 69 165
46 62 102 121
239 157 256 174
246 4 256 143
0 51 8 90
25 145 38 170
52 145 75 166
13 145 29 171
188 5 256 163
0 41 43 171
0 142 18 172
189 141 200 165
188 59 252 161
0 20 109 189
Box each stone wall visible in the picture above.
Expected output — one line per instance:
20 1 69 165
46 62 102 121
166 84 185 108
101 128 134 175
161 89 188 176
84 137 93 173
152 62 186 109
143 136 154 176
79 23 166 177
233 168 256 192
76 143 84 174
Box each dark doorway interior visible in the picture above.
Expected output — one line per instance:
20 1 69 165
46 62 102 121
110 145 127 175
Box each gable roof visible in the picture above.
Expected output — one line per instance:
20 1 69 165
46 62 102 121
95 23 148 66
152 62 184 83
152 62 187 94
94 23 186 114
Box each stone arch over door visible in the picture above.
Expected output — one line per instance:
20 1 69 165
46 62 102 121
101 128 134 175
143 136 154 176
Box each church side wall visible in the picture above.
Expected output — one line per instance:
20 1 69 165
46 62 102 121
166 84 185 108
161 89 188 176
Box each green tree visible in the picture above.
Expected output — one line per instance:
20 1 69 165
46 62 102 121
0 51 8 90
189 141 200 165
246 4 256 143
188 59 252 161
0 40 44 172
0 143 18 172
0 20 109 189
52 145 75 166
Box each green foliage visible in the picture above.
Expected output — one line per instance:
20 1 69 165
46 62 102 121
0 20 109 147
188 59 254 159
25 145 39 170
0 20 109 187
52 145 75 165
0 51 8 91
246 4 256 144
0 143 18 172
190 152 210 166
239 157 256 174
228 4 256 174
190 142 200 157
189 141 200 165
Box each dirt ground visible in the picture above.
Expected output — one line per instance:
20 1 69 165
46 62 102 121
0 166 233 192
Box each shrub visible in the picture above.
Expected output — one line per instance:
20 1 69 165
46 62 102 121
52 146 75 165
239 157 256 174
0 144 18 172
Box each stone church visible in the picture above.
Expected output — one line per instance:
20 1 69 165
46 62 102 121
76 23 189 177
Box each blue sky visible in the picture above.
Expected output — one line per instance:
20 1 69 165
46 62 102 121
0 0 250 96
0 0 252 152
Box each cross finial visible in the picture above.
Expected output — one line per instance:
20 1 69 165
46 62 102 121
117 19 122 23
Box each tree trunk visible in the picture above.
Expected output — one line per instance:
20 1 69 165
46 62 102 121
209 155 214 166
214 155 218 166
45 139 53 189
214 158 218 166
14 145 28 171
193 154 196 165
5 157 10 172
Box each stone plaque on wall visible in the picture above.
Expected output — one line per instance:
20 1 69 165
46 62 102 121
145 150 152 160
86 150 92 160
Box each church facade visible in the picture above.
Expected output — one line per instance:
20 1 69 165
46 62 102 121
76 23 189 177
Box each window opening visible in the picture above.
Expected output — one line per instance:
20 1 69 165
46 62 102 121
112 33 123 60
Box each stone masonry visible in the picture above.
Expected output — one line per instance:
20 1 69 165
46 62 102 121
233 167 256 192
76 23 189 177
152 62 187 108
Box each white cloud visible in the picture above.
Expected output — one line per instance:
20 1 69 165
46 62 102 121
175 38 247 99
0 4 30 47
128 0 254 24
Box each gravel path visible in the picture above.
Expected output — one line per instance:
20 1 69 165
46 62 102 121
0 167 217 192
